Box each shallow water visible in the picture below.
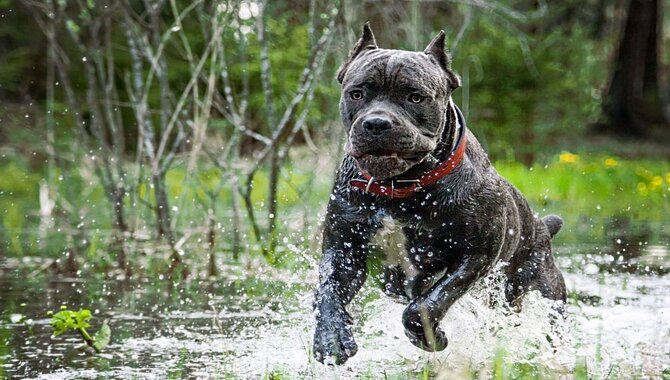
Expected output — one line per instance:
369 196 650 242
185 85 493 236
1 242 669 379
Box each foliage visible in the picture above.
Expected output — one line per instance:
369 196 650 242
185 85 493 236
456 17 606 162
49 307 92 336
47 305 110 353
0 0 667 276
0 2 667 378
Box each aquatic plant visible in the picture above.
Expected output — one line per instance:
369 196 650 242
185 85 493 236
47 306 110 354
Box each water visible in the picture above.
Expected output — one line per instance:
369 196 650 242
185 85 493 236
1 241 668 379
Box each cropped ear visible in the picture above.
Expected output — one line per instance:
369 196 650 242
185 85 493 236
337 22 378 83
424 31 461 90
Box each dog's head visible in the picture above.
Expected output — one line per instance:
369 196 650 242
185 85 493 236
338 24 461 180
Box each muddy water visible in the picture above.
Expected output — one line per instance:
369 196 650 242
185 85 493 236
1 242 669 379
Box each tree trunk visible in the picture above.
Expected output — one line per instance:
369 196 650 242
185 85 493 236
267 148 279 255
153 171 182 276
111 186 131 278
207 208 218 277
231 176 242 261
591 0 610 39
640 0 666 123
601 0 667 136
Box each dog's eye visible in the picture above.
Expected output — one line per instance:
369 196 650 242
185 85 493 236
350 90 363 100
408 94 425 104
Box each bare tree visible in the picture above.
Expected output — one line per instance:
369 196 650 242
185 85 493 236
26 0 343 274
25 0 132 276
241 1 339 258
122 0 228 277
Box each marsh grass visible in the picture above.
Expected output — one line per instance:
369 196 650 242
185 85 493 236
1 152 668 276
499 153 670 245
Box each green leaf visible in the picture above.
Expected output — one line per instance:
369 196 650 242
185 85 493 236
77 309 91 322
70 309 92 329
49 310 73 336
48 308 93 334
78 9 90 22
65 20 80 35
92 320 111 352
52 323 68 336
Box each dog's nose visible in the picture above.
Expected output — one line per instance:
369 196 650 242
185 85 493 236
362 117 392 133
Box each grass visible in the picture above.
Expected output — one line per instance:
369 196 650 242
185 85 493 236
497 152 670 245
0 151 668 274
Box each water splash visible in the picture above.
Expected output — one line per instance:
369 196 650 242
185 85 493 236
9 255 669 379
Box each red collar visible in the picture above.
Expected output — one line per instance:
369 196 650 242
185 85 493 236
350 112 467 199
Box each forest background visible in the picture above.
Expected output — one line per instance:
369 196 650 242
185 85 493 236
0 0 668 278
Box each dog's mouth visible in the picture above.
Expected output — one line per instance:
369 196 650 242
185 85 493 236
351 148 430 160
346 125 437 179
351 149 395 159
349 148 432 179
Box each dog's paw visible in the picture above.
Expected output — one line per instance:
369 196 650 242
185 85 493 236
402 302 449 352
313 310 357 365
403 324 448 352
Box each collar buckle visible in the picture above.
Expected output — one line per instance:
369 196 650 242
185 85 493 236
364 177 375 194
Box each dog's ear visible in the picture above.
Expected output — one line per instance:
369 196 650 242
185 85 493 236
424 31 461 90
337 22 378 83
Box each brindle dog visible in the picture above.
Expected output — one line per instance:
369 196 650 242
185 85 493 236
313 24 566 365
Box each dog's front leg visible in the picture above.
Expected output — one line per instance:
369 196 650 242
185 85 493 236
313 198 371 365
402 256 489 351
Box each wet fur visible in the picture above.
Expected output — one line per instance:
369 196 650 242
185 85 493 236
313 25 566 365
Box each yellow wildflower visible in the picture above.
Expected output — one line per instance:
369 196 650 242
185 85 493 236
650 176 662 190
559 152 578 164
666 172 670 184
604 158 618 168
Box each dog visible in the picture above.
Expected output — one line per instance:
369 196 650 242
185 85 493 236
313 24 567 365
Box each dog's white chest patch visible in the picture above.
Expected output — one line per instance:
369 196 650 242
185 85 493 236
372 215 419 281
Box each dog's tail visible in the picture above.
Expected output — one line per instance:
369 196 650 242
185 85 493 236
542 214 563 238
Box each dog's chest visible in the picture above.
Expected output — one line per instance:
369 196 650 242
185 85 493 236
371 215 419 279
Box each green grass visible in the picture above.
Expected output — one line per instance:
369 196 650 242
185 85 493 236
498 152 670 245
1 152 668 273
